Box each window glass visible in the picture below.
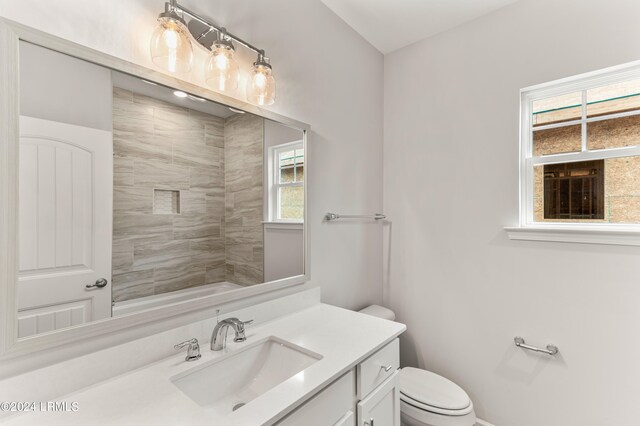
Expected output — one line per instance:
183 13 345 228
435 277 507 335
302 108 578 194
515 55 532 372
587 115 640 150
534 156 640 223
586 78 640 117
532 92 582 127
278 149 304 184
278 150 295 183
533 124 582 156
279 186 304 220
272 144 304 221
294 149 304 182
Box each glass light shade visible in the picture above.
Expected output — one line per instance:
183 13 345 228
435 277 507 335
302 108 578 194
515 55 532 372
150 17 193 74
247 64 276 106
205 45 240 92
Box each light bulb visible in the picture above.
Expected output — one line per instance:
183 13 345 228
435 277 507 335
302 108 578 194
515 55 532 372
205 36 239 92
254 72 267 88
247 55 276 106
150 13 193 74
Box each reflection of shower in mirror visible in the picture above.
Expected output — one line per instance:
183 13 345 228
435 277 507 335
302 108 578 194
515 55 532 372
16 41 305 338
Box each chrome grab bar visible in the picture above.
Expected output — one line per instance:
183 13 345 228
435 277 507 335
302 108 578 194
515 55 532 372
325 212 386 221
514 336 558 356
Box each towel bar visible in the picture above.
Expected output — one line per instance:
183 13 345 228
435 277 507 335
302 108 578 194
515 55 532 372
325 212 386 221
514 336 558 355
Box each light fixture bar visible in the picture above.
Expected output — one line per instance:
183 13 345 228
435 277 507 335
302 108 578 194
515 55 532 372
165 1 265 55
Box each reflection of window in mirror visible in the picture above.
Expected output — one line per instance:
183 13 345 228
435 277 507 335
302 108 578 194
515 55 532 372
269 141 304 222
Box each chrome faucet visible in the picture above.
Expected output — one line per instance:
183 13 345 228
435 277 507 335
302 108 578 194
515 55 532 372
174 338 201 362
211 317 253 351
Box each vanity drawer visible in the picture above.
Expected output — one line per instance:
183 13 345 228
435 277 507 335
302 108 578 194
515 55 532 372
357 338 399 399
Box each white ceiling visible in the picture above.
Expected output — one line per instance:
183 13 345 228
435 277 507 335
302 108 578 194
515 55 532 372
321 0 519 54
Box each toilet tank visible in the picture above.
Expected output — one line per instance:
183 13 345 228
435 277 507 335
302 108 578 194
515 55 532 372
359 305 396 321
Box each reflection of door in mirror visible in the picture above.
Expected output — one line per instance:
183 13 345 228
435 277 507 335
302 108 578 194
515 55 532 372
18 42 115 337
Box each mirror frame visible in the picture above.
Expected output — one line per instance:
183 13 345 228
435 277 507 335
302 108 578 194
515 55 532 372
0 18 310 359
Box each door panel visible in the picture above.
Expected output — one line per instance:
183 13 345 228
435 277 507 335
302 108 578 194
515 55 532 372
20 136 93 272
18 299 90 337
18 116 113 337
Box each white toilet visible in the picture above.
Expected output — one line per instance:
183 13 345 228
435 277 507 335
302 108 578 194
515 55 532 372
359 305 476 426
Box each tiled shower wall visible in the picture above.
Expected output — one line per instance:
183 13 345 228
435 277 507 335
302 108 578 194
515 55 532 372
224 114 265 285
111 88 226 302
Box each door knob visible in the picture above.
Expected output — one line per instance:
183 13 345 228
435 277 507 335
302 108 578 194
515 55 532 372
86 278 108 289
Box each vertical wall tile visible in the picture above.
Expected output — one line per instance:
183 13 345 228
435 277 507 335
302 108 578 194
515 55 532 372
111 87 227 301
224 114 265 285
114 157 134 187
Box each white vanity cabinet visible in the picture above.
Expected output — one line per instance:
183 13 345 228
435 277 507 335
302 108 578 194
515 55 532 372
356 338 401 426
276 370 356 426
357 372 400 426
277 339 400 426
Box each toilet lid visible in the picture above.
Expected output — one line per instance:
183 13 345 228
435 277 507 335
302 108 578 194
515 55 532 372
399 368 471 412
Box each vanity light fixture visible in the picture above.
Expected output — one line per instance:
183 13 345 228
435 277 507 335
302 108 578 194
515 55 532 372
151 0 276 105
205 28 240 92
247 52 276 106
150 0 193 73
173 90 188 98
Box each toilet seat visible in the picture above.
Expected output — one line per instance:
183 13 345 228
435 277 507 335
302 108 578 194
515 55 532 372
401 393 473 416
399 368 473 416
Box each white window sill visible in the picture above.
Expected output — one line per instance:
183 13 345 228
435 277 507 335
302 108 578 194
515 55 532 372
505 225 640 246
263 221 304 230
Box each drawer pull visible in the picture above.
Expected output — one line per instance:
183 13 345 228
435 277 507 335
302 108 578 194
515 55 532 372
381 365 393 372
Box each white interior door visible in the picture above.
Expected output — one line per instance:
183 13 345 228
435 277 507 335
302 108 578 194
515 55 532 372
17 116 113 338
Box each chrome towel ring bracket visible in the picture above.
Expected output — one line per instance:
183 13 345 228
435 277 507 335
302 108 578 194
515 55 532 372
514 336 559 356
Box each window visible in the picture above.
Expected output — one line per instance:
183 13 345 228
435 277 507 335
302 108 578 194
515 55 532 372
511 62 640 244
269 141 304 222
543 160 604 220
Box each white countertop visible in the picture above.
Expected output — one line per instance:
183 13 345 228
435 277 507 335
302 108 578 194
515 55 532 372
2 304 405 426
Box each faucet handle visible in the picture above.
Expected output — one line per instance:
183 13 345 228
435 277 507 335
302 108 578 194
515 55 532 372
233 319 253 343
174 338 202 362
238 319 253 332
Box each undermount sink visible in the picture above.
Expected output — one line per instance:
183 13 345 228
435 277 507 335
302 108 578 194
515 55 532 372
170 336 322 419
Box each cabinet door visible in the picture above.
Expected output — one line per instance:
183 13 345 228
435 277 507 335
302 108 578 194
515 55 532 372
277 370 355 426
357 372 400 426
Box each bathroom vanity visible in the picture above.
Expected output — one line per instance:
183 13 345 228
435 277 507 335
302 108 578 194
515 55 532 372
2 300 405 426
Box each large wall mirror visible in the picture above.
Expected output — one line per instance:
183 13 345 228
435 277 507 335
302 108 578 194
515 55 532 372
1 21 308 350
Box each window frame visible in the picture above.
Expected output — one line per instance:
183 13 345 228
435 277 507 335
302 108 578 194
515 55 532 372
507 60 640 246
267 140 304 223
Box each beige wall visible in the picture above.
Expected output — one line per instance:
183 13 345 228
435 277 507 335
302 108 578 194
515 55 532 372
111 87 226 302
